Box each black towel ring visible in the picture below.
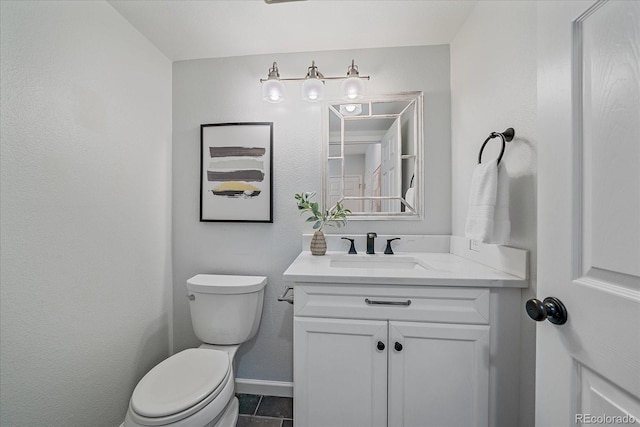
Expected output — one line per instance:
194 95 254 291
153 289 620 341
478 128 515 165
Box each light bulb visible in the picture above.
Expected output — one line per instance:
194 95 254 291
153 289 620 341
345 104 357 112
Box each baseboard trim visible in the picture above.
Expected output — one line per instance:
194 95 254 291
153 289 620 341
235 378 294 398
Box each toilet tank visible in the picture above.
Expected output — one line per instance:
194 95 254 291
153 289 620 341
186 274 267 345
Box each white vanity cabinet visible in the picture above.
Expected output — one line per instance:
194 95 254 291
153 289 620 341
293 284 492 427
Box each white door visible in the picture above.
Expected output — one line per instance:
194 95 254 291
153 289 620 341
343 175 363 213
293 317 388 427
387 321 489 427
328 175 362 212
381 118 401 212
537 1 640 425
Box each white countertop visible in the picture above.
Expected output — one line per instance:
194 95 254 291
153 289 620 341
283 251 528 288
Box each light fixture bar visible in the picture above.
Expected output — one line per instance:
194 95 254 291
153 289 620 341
259 76 371 83
260 61 371 83
261 59 370 102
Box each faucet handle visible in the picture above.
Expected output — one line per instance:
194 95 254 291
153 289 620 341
341 237 357 254
384 237 401 255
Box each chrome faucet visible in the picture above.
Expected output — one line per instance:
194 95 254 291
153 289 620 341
366 232 377 254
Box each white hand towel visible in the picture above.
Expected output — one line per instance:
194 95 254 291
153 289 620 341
404 187 415 208
465 159 498 242
492 162 511 244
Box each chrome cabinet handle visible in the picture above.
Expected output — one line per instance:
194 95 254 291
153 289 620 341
365 298 411 306
278 286 294 304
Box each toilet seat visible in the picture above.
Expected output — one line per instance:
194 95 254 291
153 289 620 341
128 349 232 426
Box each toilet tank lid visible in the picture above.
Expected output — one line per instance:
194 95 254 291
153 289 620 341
187 274 267 294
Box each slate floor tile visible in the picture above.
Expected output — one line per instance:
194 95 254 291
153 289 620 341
237 393 261 415
236 415 283 427
255 396 294 418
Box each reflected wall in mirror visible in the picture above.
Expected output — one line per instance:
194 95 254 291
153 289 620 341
323 92 423 220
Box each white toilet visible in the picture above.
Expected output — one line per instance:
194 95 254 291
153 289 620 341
123 274 267 427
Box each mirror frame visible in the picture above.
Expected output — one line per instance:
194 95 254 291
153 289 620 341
322 91 424 220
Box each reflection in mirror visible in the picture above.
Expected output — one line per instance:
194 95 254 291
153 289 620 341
323 92 423 220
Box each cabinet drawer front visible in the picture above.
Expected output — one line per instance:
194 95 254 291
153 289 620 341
294 284 490 324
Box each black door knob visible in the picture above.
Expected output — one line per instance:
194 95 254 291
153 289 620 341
377 341 385 351
394 342 403 352
526 297 568 325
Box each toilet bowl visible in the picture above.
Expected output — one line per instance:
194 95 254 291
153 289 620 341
123 346 237 427
123 275 267 427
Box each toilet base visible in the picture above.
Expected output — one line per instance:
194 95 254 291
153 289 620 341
121 396 238 427
210 396 238 427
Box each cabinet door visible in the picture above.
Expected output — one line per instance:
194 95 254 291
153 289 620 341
294 317 388 427
388 321 490 427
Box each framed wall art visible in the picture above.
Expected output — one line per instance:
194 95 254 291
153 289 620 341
200 122 273 222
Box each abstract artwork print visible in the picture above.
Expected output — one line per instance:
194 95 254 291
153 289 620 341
200 123 273 222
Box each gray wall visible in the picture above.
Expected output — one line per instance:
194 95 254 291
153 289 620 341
172 45 452 381
0 1 173 426
451 2 537 426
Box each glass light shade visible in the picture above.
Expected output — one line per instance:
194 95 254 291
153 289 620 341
340 76 365 100
301 78 325 102
262 79 285 103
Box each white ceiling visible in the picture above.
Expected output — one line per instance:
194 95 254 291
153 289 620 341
108 0 477 61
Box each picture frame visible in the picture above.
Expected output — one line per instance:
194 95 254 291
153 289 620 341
200 122 273 222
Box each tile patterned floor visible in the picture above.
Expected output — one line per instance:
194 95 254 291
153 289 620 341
236 394 293 427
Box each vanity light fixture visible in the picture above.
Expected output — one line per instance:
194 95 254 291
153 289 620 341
301 61 325 102
260 59 370 103
261 62 285 103
340 60 366 100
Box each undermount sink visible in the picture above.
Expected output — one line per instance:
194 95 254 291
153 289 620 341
329 255 429 271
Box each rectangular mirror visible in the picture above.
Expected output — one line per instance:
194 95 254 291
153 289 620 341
323 91 423 220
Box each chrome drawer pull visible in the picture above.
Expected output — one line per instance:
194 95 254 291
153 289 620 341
365 298 411 306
